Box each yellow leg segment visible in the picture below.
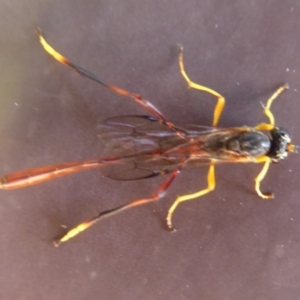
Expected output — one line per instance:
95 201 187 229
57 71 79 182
36 29 69 65
54 222 93 247
178 47 225 127
254 123 274 131
255 158 273 199
255 83 289 130
166 163 215 230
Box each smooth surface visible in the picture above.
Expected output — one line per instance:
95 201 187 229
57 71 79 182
0 1 300 300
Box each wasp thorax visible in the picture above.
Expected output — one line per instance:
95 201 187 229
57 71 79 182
226 131 271 157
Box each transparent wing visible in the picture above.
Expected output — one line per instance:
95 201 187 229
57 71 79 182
97 116 221 180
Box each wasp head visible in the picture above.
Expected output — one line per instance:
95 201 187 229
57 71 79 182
268 127 297 161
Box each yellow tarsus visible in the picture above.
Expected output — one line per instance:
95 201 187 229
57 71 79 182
166 163 216 229
178 47 225 127
265 84 289 124
255 159 273 199
36 29 67 64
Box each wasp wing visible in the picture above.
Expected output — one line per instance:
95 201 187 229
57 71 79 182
97 116 226 180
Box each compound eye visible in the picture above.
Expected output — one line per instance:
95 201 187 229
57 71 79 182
279 131 291 142
273 127 291 142
279 130 287 137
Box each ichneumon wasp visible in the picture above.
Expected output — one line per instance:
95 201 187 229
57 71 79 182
0 30 296 246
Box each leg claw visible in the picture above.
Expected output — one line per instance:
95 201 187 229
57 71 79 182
262 192 274 199
167 221 176 232
177 43 183 53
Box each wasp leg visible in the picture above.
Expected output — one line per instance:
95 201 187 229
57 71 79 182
254 123 274 131
255 83 289 129
178 47 225 127
36 29 167 122
254 158 273 199
53 169 179 246
166 163 215 230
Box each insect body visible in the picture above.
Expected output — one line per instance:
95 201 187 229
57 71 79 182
0 30 296 246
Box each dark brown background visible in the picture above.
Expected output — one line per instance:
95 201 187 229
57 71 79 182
0 1 300 300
